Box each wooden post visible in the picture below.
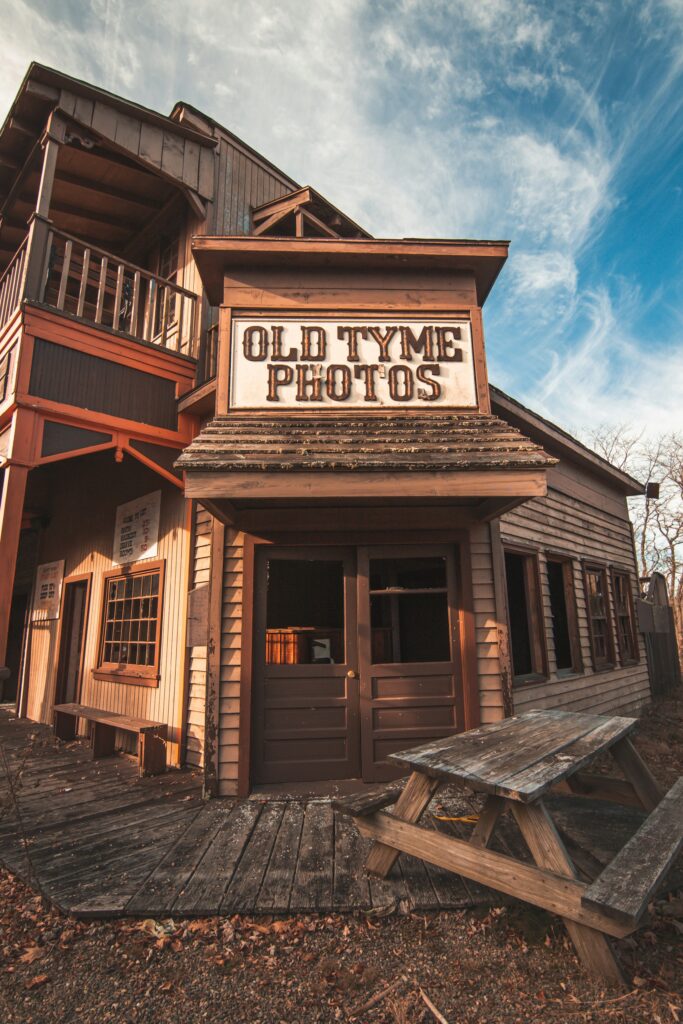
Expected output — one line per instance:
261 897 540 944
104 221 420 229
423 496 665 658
203 516 225 797
511 801 625 988
469 794 506 848
215 305 232 414
611 736 663 812
489 519 514 717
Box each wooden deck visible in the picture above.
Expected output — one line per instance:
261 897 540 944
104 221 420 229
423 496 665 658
0 709 674 920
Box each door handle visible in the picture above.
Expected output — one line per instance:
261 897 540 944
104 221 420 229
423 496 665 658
346 669 357 679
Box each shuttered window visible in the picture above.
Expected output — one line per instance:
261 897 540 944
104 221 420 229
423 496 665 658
613 571 639 665
504 549 547 683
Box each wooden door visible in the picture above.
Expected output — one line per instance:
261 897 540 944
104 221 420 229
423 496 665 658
251 547 360 784
55 578 90 705
357 545 463 782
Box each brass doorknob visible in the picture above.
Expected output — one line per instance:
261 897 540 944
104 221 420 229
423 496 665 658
346 669 357 679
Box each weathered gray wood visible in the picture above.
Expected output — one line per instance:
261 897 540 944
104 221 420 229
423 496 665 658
256 801 305 912
366 771 440 877
581 777 683 927
332 812 371 910
332 780 405 817
221 802 285 913
390 711 637 802
289 801 335 911
611 737 664 812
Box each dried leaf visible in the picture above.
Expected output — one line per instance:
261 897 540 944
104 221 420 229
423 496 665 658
25 974 49 989
19 947 43 965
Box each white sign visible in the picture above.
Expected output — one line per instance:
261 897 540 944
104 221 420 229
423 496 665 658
33 560 64 621
113 491 161 565
229 317 478 409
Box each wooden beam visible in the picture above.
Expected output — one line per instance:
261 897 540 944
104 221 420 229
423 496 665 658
365 772 440 877
52 169 166 210
611 737 663 812
0 155 19 171
204 517 225 798
354 811 632 939
7 118 35 139
475 496 528 521
122 192 184 261
198 497 237 526
183 469 549 502
469 794 506 848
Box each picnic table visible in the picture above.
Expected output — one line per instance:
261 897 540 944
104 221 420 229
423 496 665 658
334 710 683 988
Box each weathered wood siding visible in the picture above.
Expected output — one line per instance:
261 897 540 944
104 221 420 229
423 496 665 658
218 528 244 796
470 522 507 724
22 454 191 765
500 462 650 717
184 503 211 768
211 135 294 236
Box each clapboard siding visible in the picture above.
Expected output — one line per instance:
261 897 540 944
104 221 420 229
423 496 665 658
184 503 211 767
217 529 245 796
501 463 650 718
470 522 506 724
23 454 190 766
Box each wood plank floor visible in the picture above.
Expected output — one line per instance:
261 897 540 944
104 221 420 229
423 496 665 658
0 708 668 920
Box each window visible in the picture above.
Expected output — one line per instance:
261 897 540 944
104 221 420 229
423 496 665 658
95 562 164 685
369 556 450 664
546 556 582 675
613 571 638 665
504 550 547 683
583 565 615 670
265 558 345 664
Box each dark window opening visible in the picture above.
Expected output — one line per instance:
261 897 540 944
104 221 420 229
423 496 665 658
547 559 574 672
265 559 344 664
369 556 450 664
505 551 546 682
98 566 162 676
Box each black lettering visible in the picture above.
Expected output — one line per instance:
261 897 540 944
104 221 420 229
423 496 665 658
399 325 434 361
388 365 414 401
301 325 326 360
337 325 367 362
354 363 380 402
296 363 323 401
243 325 268 361
326 364 351 401
271 325 297 360
266 364 294 401
416 364 442 401
368 325 397 362
436 326 463 362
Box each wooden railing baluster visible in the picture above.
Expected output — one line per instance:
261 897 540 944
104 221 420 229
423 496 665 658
56 239 73 310
130 270 140 335
95 256 108 324
112 263 124 331
77 247 91 318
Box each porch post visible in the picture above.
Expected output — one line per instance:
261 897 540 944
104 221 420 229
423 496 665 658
22 113 63 302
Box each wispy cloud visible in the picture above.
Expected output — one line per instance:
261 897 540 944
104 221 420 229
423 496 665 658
0 0 681 436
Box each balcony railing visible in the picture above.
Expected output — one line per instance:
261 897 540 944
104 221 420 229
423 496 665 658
0 220 201 360
0 238 28 334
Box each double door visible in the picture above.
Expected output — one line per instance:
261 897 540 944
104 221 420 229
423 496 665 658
252 544 466 784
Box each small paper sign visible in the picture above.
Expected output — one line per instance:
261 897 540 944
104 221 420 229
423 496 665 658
32 560 64 620
113 490 161 565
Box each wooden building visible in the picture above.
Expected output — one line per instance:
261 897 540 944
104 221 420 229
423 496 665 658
0 65 649 795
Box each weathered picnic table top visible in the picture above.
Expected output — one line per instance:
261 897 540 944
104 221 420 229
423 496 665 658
389 709 637 803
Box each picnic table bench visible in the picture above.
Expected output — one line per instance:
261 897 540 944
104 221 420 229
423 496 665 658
334 709 683 988
53 703 167 777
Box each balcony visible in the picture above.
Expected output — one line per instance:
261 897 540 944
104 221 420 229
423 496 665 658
0 222 200 358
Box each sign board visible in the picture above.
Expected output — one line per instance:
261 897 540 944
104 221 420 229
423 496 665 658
32 560 64 621
113 490 161 565
229 317 478 409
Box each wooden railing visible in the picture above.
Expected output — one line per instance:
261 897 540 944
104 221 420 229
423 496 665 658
0 239 28 334
196 320 219 384
39 229 201 357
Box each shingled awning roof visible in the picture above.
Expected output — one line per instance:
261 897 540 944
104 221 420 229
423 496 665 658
176 413 557 474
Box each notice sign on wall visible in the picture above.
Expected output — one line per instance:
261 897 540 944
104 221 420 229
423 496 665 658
229 317 478 409
32 560 64 621
113 490 161 565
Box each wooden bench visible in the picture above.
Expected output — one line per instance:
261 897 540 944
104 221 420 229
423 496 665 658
53 703 167 777
581 777 683 928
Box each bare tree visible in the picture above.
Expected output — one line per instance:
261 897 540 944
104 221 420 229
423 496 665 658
585 425 683 648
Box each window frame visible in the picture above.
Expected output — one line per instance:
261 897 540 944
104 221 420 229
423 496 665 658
611 568 640 667
582 562 616 672
93 559 165 687
503 545 548 686
545 552 583 676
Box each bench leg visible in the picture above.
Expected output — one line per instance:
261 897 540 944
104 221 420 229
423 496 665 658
91 721 116 759
611 737 663 813
511 801 625 989
54 711 77 742
138 728 167 777
366 771 440 878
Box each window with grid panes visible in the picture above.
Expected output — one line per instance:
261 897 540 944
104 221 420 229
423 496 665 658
613 571 638 664
584 566 614 670
98 567 162 676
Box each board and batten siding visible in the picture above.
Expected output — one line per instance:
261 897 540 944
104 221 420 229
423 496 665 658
218 528 244 796
184 503 211 767
22 455 191 766
500 462 650 717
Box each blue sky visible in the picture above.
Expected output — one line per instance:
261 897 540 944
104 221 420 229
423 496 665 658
1 0 682 435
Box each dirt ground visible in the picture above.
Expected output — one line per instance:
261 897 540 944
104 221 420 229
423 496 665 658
1 696 682 1024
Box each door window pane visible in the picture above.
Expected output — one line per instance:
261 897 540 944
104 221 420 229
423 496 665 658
369 556 450 664
265 559 344 664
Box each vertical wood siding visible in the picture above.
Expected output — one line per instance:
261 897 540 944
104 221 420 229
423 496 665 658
213 137 293 236
500 463 650 717
23 454 191 765
184 503 211 767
